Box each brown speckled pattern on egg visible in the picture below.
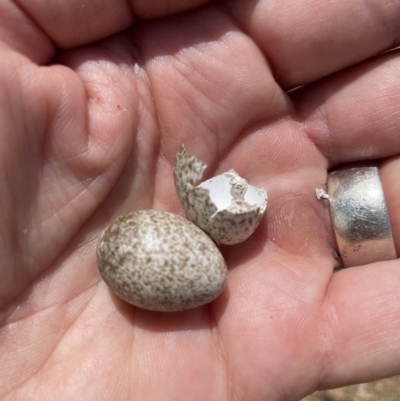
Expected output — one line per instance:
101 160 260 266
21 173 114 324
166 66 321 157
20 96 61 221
174 145 267 245
174 145 206 188
174 145 218 234
207 200 265 245
228 174 247 197
97 210 227 312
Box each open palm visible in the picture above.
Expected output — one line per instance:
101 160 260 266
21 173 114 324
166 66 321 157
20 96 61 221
2 1 400 400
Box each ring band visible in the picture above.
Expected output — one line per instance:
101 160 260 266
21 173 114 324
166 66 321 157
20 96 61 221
327 164 397 267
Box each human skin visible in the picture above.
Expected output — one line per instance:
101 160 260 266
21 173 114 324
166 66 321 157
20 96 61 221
1 0 400 400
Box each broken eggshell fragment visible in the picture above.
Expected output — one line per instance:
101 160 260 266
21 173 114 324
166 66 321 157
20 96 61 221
174 145 267 245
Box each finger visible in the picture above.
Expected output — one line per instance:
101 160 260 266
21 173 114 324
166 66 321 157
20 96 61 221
379 156 400 255
226 0 400 88
7 0 133 51
1 0 211 59
0 1 54 64
291 50 400 166
131 0 209 18
317 261 400 389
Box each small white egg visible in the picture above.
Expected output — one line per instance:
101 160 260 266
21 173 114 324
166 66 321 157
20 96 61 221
174 145 267 245
97 210 227 312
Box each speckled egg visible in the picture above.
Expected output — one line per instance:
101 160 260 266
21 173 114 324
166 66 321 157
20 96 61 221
97 210 227 312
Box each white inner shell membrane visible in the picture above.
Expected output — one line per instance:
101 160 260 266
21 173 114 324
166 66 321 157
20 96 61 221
197 169 266 216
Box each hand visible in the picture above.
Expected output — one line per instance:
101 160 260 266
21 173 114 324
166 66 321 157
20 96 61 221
1 1 400 400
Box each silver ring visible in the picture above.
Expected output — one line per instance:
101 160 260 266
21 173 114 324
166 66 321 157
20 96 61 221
327 164 397 267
